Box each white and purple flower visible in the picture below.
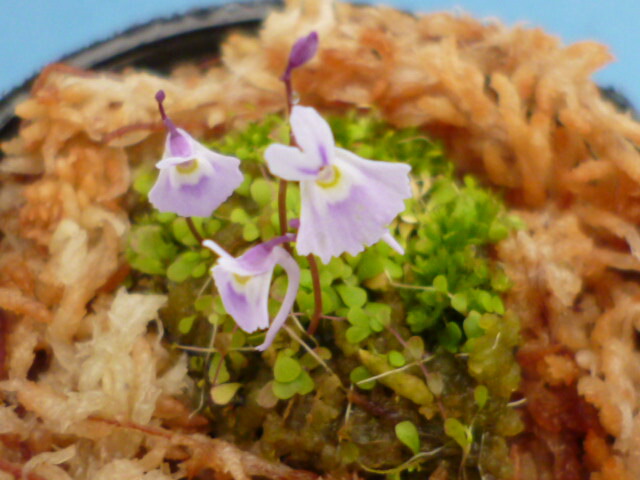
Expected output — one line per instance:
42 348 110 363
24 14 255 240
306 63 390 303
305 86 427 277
148 90 243 218
204 235 299 352
264 106 412 264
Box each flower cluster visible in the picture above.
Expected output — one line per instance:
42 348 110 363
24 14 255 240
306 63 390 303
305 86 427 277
147 33 411 350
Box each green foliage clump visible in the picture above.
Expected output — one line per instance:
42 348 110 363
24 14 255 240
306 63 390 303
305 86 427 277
125 111 525 479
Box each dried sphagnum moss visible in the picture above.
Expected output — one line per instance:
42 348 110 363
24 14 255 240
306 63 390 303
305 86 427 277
1 0 640 479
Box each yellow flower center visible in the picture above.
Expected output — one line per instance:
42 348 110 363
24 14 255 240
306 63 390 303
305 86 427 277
316 165 341 189
176 158 200 174
233 274 251 285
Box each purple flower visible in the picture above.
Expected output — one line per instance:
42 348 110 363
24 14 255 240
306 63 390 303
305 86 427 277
264 106 411 264
148 91 243 218
204 235 300 352
281 31 319 83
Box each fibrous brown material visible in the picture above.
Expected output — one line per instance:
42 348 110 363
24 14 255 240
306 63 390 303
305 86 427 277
1 0 640 478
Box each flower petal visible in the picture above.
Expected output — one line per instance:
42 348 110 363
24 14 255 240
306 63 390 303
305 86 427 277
207 240 300 348
165 128 193 157
149 147 242 218
256 248 300 351
290 106 334 167
265 144 321 181
296 150 411 263
212 266 271 333
381 231 404 255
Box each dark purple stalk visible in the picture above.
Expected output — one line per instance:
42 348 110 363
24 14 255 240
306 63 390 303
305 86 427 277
186 217 204 245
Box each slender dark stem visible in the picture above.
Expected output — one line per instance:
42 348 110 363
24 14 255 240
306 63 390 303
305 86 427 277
284 79 293 117
277 180 292 255
186 217 204 245
306 254 323 335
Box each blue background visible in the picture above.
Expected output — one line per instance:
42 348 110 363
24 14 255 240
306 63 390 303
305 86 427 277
0 1 638 107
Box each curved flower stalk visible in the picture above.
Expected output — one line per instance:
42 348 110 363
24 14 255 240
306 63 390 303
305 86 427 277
148 90 243 217
204 235 299 352
265 105 412 263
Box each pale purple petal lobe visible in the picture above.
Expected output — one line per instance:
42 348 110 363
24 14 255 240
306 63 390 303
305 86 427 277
256 249 300 351
290 106 335 167
212 267 271 333
265 144 321 181
206 238 299 350
295 149 411 263
381 231 404 255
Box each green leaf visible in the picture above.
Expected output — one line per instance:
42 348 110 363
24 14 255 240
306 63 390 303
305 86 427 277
444 418 472 451
230 208 250 224
388 351 406 368
321 288 338 314
383 259 403 279
204 218 222 236
210 383 242 405
356 250 385 281
128 256 166 276
395 421 420 454
166 251 202 283
366 303 391 328
191 261 208 278
171 218 202 247
463 311 484 338
272 370 315 399
474 385 489 409
242 223 260 242
195 295 214 313
231 330 247 349
405 336 425 360
132 167 156 196
476 290 494 312
274 355 302 383
156 212 176 224
350 366 376 390
346 325 371 344
178 315 196 335
429 180 458 206
209 354 230 384
491 295 505 315
250 178 273 207
407 310 437 332
337 285 367 309
296 290 314 316
296 371 315 395
272 380 299 400
129 225 175 260
347 307 369 327
488 219 509 242
433 275 448 293
438 322 463 351
451 292 468 314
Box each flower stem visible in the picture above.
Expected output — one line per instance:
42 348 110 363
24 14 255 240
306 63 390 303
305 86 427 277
306 253 323 335
277 180 292 255
186 217 204 244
